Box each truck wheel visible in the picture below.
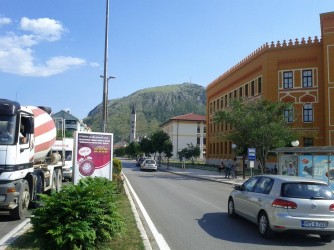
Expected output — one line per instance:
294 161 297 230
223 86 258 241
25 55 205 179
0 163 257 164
10 180 30 220
56 169 62 192
50 170 57 193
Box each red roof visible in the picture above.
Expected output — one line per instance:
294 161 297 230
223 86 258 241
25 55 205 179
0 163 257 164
170 113 206 122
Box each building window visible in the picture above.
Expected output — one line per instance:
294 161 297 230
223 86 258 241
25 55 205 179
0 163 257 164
203 126 206 133
203 137 206 145
245 84 248 97
239 87 242 97
283 71 293 89
234 90 237 98
258 77 262 93
197 123 200 133
251 81 255 96
197 137 200 145
303 104 313 122
304 138 313 147
302 70 312 88
284 106 293 123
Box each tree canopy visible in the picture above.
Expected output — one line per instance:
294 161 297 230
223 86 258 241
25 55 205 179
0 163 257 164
214 98 298 168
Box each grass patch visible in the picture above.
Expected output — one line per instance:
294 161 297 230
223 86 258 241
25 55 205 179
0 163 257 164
7 186 145 250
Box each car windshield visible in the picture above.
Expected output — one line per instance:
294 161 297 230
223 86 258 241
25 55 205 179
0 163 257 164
282 182 334 200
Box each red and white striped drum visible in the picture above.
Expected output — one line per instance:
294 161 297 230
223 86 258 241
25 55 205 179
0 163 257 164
25 106 57 163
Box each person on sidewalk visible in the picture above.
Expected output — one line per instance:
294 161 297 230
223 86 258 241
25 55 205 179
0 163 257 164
231 158 237 179
225 159 232 178
181 156 186 170
217 161 225 172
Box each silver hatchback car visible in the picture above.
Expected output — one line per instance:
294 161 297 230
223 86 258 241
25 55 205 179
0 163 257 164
228 175 334 241
140 159 157 171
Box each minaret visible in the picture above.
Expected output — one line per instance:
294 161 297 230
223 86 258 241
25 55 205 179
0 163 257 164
130 104 136 142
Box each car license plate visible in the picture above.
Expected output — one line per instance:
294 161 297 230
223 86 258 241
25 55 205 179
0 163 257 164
301 220 328 228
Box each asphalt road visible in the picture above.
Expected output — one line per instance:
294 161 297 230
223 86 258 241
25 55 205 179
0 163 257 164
122 159 334 250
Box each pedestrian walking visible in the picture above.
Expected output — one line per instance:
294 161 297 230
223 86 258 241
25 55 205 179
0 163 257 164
217 161 225 172
181 156 186 170
225 159 232 178
231 158 237 179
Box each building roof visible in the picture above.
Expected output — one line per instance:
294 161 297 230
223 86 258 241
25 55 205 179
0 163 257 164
160 113 206 127
171 113 206 121
52 110 79 121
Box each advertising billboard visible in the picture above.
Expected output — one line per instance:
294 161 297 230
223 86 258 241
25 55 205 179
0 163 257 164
73 132 113 184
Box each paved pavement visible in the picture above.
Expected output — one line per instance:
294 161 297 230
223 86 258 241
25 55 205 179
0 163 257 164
159 164 249 186
0 163 249 250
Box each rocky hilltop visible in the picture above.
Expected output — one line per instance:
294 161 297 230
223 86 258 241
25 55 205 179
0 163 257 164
84 83 206 142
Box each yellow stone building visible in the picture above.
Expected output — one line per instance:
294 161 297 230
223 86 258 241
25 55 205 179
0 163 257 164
206 11 334 162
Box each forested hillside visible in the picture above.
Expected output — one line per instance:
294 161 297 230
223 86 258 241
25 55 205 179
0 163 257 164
83 83 206 142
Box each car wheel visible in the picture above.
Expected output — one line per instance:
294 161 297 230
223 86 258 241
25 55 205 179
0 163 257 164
228 197 236 217
320 234 334 242
258 212 274 238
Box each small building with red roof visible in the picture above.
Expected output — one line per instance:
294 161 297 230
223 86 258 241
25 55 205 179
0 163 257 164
160 113 206 160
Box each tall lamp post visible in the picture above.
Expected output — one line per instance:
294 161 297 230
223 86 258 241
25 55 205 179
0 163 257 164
101 0 110 133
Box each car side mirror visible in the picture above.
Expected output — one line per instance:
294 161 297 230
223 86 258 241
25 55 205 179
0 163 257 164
234 185 241 190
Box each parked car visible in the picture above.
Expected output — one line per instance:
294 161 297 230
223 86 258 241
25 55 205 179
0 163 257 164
136 157 147 167
228 175 334 241
140 159 157 171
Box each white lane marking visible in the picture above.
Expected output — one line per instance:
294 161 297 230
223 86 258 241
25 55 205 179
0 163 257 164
123 174 171 250
0 218 31 249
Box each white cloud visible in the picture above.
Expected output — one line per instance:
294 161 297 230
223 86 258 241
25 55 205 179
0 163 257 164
90 62 100 67
0 17 11 26
20 17 65 41
0 17 86 77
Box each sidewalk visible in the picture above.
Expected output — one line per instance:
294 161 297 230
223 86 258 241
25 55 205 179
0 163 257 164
159 164 249 185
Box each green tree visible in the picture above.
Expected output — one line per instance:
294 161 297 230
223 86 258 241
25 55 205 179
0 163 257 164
163 139 173 169
214 98 298 169
125 141 141 159
151 130 170 166
139 137 153 157
178 143 200 163
114 147 126 157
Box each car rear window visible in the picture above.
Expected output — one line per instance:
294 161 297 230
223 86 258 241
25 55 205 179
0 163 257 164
146 160 155 164
281 182 334 200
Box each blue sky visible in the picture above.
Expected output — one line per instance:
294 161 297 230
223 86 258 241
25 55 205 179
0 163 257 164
1 0 333 119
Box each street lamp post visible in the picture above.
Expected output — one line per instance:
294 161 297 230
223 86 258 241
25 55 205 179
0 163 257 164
101 75 116 132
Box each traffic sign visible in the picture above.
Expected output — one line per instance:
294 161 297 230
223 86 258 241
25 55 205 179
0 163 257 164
248 148 256 161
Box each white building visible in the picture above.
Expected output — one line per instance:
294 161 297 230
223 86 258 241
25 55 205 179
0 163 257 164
160 113 206 160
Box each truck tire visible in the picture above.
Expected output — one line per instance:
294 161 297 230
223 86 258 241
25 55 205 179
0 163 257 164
10 180 30 220
56 169 62 192
50 170 57 193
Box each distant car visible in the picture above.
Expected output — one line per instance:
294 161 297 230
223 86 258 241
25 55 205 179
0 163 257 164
228 175 334 241
140 159 157 171
136 157 147 167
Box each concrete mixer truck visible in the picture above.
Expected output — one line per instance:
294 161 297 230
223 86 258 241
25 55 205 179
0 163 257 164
0 99 64 220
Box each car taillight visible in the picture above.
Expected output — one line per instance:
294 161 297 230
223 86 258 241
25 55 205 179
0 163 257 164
330 204 334 212
272 199 297 209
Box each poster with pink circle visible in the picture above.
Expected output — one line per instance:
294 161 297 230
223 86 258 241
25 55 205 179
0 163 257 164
73 132 113 184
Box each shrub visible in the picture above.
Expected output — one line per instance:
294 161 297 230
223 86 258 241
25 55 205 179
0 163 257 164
30 177 125 250
113 158 122 174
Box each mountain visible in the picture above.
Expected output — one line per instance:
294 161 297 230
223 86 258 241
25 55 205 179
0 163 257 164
83 83 206 142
